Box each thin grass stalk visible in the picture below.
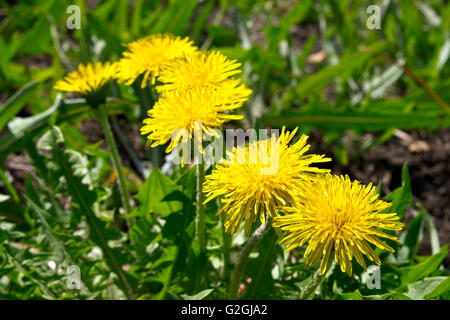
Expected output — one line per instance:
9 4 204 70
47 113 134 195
96 106 132 214
195 161 206 250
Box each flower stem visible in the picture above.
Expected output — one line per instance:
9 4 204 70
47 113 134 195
228 217 272 299
221 207 231 280
96 106 132 214
297 268 324 300
195 162 206 250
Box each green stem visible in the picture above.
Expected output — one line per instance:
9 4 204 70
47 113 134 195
195 162 206 250
221 204 231 281
0 167 21 205
96 107 132 214
228 217 271 299
297 268 324 300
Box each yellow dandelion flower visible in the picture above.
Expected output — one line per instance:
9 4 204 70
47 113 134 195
203 127 331 236
140 86 248 153
273 174 404 276
54 61 117 96
115 34 197 88
156 50 247 94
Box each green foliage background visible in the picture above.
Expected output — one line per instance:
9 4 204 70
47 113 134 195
0 0 449 300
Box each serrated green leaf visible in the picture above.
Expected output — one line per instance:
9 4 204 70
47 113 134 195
36 125 64 151
53 132 136 299
24 195 67 263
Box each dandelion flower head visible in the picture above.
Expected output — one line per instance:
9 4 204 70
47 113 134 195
203 127 331 235
273 174 404 276
156 50 250 97
115 34 197 88
54 61 117 96
140 86 249 153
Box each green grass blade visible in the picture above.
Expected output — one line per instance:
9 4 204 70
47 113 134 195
0 81 38 131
